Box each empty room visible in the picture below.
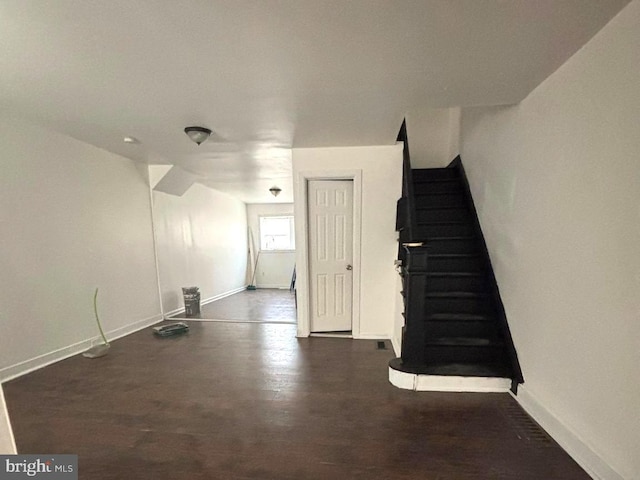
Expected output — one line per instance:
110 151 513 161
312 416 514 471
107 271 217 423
1 1 638 479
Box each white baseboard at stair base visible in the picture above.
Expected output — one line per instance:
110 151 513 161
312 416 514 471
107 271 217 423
389 367 511 392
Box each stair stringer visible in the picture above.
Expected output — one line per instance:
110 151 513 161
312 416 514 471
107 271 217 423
446 156 524 387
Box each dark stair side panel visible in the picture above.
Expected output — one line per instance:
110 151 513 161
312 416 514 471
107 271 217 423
427 254 483 272
425 273 486 292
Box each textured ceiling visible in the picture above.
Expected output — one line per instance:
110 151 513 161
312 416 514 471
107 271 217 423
0 0 630 203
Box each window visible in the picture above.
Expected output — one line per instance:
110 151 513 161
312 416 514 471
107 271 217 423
259 215 295 251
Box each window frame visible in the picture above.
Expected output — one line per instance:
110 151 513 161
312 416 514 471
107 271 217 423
258 214 296 252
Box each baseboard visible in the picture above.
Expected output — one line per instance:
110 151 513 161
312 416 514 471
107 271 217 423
255 284 291 289
391 335 401 357
0 313 163 384
162 285 247 318
211 285 253 301
513 386 625 480
162 306 185 318
173 318 296 325
0 386 16 454
309 332 352 339
107 314 164 343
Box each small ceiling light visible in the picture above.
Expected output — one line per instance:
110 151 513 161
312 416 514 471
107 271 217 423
269 186 282 197
123 136 139 144
184 126 212 146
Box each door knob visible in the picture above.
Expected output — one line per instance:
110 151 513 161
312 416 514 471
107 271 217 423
346 264 352 270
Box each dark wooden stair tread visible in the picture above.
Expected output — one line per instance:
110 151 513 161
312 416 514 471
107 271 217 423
413 168 457 174
427 236 475 241
415 222 473 229
415 192 464 198
425 291 488 298
426 272 483 277
413 178 460 184
389 358 511 378
427 337 502 347
416 205 469 211
427 313 493 322
416 219 470 225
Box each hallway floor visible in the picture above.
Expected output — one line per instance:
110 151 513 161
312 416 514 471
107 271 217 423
4 322 588 479
171 288 296 324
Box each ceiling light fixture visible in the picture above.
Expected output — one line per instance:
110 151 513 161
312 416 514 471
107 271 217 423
123 136 139 144
184 126 212 146
269 186 282 197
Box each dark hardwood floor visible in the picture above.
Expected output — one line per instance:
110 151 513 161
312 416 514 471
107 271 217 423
3 321 588 479
171 289 296 323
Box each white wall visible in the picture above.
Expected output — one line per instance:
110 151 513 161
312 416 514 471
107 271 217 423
292 144 403 338
246 203 296 289
152 184 248 314
459 2 640 478
0 386 16 454
405 107 461 168
0 115 162 382
392 272 404 357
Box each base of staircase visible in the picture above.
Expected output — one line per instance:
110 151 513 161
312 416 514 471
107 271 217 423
389 358 511 392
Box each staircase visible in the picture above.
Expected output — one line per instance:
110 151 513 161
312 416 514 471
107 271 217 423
390 123 522 392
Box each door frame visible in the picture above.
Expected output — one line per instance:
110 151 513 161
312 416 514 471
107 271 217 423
294 170 362 338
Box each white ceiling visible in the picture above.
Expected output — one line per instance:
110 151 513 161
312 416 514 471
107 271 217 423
0 0 629 203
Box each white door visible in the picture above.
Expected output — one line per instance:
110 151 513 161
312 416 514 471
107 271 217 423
308 180 353 332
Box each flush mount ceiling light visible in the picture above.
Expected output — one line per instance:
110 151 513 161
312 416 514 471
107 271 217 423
123 136 140 144
184 126 212 146
269 186 282 197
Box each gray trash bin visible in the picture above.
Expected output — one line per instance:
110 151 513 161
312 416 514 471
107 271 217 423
182 287 201 317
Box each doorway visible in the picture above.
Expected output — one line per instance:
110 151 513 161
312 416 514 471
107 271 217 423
294 170 362 338
307 180 354 333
